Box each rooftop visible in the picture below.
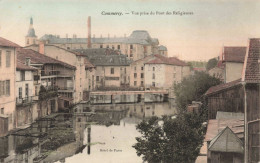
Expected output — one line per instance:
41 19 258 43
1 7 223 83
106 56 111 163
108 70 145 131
17 48 75 69
223 46 247 63
145 54 187 66
208 126 243 153
205 79 241 96
16 60 37 71
74 48 131 66
158 45 167 51
242 38 260 83
0 37 20 48
40 30 159 45
205 116 244 142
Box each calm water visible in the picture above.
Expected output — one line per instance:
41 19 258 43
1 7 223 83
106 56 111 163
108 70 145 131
1 101 177 163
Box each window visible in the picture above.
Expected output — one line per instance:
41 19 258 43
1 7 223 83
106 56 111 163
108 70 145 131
152 73 155 79
0 81 4 96
106 45 109 48
152 82 155 87
130 54 133 57
100 44 103 48
153 67 155 71
134 81 137 86
134 73 137 78
67 47 70 50
112 45 115 50
117 45 120 50
111 68 114 74
141 73 144 78
141 67 143 71
0 50 1 67
6 51 11 67
21 71 25 81
134 67 136 71
1 108 4 114
141 81 144 86
130 44 133 49
96 76 99 81
6 80 10 96
25 84 29 97
19 87 22 99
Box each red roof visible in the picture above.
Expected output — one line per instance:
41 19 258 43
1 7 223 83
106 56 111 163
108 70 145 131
205 79 241 96
17 48 75 69
16 60 37 71
243 38 260 83
145 54 187 66
0 37 20 48
223 46 247 63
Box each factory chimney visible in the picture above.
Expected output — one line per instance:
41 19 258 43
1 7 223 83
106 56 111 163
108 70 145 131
87 16 91 48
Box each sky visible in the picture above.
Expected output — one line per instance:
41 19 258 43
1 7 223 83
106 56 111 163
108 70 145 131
0 0 260 61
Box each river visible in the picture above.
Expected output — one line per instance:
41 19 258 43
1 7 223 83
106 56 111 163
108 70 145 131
0 100 177 163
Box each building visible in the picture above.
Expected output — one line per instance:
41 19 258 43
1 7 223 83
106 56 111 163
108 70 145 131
74 48 131 89
221 46 247 83
17 48 75 111
144 54 190 90
158 45 168 57
242 38 260 163
205 111 244 163
39 30 163 61
0 37 20 135
205 79 244 119
24 44 87 103
25 17 38 46
15 60 38 127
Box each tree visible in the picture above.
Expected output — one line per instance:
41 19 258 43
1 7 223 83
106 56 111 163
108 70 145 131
174 71 221 112
206 58 218 71
133 113 204 163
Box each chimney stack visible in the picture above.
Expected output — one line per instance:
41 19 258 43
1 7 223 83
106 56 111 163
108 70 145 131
87 16 91 48
39 41 45 54
25 57 31 66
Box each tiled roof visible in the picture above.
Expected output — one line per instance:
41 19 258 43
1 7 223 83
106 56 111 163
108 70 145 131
0 37 20 48
16 60 37 71
145 54 187 66
40 30 159 45
205 79 241 96
74 48 131 66
84 58 95 68
242 38 260 83
223 46 247 63
17 48 75 69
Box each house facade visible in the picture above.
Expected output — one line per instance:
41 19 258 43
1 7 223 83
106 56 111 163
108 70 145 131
15 61 38 127
0 37 19 135
221 46 247 83
144 55 190 90
39 30 161 61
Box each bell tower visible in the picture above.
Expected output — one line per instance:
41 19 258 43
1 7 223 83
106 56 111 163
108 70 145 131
25 17 37 46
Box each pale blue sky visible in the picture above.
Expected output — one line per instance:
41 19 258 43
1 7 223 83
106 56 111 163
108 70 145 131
0 0 260 61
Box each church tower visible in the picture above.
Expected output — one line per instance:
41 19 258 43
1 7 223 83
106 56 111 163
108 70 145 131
25 17 37 46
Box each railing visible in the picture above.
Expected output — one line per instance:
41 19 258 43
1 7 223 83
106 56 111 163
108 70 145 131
58 87 74 91
16 96 37 105
41 70 60 76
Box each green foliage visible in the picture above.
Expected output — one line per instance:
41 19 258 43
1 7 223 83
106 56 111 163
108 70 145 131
174 71 221 112
133 113 204 163
206 58 218 71
39 85 58 101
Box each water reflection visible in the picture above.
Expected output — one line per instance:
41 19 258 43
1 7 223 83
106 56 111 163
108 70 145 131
0 101 176 163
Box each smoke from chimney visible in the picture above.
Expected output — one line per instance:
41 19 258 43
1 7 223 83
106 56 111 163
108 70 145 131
87 16 91 48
